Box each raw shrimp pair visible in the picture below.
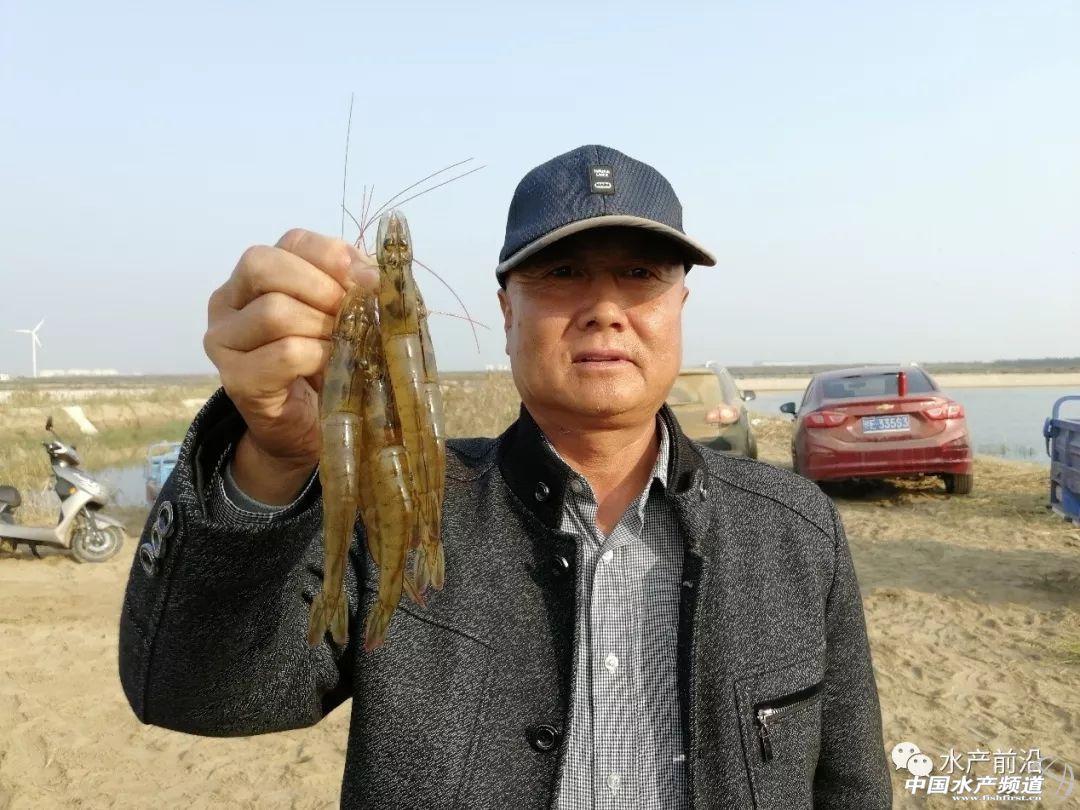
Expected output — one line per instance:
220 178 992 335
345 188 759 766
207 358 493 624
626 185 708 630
307 210 446 652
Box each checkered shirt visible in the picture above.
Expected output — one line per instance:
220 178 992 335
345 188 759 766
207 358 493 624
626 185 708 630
549 417 688 810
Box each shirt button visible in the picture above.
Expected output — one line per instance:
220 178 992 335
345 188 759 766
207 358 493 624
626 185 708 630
570 479 586 495
604 653 618 673
600 549 613 564
606 772 621 793
534 481 550 502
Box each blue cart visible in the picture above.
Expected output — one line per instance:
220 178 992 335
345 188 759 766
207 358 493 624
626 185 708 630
1044 395 1080 525
144 440 182 504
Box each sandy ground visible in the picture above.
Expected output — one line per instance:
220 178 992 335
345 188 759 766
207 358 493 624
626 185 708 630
0 543 351 810
1 424 1078 808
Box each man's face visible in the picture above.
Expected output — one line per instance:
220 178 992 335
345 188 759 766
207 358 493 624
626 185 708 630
497 228 690 427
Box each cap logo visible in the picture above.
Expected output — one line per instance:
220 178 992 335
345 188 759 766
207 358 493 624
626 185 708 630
588 165 615 195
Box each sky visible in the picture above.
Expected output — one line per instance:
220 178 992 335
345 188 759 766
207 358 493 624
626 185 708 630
1 1 1078 376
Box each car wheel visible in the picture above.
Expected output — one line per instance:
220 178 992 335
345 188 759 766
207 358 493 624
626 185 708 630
944 473 974 495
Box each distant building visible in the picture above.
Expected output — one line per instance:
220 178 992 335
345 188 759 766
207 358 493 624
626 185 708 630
0 373 10 381
39 368 120 378
750 360 821 367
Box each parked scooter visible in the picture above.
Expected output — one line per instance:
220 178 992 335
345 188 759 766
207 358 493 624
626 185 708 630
0 416 126 562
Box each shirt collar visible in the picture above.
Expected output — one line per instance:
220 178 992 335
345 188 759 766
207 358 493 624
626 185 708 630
541 414 671 502
496 402 706 533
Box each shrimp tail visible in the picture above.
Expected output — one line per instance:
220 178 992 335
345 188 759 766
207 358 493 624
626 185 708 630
308 591 349 646
402 570 426 607
364 602 393 651
413 550 430 596
426 532 445 590
414 528 444 594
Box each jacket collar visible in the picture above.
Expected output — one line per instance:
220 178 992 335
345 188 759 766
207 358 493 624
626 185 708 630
496 402 709 536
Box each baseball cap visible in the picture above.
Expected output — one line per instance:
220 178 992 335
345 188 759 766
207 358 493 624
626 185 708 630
495 144 716 285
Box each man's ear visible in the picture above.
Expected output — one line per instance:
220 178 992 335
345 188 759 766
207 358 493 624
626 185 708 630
497 287 512 331
497 287 513 356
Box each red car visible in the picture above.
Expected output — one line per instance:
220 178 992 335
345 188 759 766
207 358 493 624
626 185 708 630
781 365 973 494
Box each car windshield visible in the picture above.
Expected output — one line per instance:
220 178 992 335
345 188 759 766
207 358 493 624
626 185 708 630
668 373 725 407
820 370 936 400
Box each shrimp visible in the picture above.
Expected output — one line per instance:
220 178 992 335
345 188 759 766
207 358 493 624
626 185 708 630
308 208 447 651
355 300 426 650
375 211 446 595
307 283 373 647
414 287 446 590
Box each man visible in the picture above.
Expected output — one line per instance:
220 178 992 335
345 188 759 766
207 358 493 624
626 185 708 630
119 144 892 808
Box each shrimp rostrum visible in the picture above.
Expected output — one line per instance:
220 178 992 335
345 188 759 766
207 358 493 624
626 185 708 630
307 209 447 652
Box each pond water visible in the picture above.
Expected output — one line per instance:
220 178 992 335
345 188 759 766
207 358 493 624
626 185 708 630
746 386 1080 466
12 462 150 516
92 462 149 507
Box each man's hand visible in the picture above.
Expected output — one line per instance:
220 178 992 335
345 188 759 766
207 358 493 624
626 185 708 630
204 229 379 504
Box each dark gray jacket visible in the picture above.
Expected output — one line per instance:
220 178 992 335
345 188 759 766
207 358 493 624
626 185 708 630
118 389 892 809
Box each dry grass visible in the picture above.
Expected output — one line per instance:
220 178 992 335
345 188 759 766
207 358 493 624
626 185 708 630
0 419 194 495
440 372 521 438
1061 640 1080 665
0 383 212 516
0 375 522 527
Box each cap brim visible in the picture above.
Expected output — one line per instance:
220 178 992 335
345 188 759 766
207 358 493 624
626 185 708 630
495 215 716 279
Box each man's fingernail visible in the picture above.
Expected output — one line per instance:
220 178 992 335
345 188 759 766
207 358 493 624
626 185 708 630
350 258 379 288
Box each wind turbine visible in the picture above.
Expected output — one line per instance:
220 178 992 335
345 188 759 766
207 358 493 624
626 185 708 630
14 319 44 378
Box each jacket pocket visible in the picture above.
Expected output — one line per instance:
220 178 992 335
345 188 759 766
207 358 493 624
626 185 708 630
735 650 825 810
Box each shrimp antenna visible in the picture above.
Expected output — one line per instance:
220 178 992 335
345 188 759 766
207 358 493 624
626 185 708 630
427 310 491 330
361 158 479 235
360 157 473 233
342 204 364 247
366 165 486 235
362 185 374 235
414 257 482 353
340 93 354 239
353 184 374 252
344 192 386 256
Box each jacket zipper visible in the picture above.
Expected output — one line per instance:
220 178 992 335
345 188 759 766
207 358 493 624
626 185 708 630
754 680 823 762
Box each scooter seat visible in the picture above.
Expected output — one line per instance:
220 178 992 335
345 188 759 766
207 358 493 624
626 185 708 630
0 486 21 508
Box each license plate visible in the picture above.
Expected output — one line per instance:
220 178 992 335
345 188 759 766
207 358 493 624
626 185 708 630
861 415 910 433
